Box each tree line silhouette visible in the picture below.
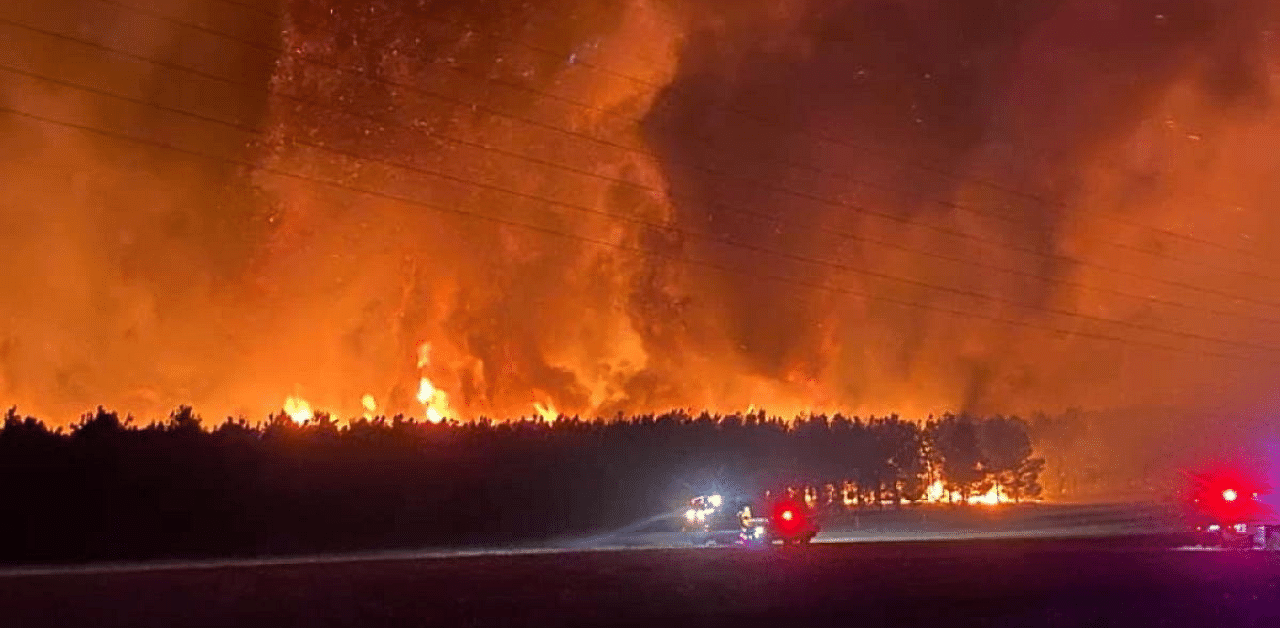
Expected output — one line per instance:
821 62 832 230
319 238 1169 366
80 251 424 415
0 406 1043 563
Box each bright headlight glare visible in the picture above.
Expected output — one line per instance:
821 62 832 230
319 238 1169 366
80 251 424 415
709 494 723 509
685 509 696 523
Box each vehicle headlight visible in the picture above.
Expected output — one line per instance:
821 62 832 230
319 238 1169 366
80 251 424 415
1207 524 1221 532
754 526 765 538
696 510 707 523
685 509 697 523
709 494 723 509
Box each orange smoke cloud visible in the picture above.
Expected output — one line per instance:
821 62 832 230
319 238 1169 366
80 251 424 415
1 0 1279 434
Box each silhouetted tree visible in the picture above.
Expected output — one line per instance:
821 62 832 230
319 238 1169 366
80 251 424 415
930 415 986 500
0 404 1047 563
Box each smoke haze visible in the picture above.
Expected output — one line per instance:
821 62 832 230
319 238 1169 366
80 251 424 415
2 0 1279 435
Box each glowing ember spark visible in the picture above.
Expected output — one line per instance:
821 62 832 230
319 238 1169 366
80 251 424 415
534 401 558 422
361 394 377 419
283 396 313 424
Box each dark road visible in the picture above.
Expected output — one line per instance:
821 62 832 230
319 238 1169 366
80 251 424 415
3 538 1280 627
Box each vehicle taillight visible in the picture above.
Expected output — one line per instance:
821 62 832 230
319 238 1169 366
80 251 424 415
1223 488 1238 502
781 510 793 521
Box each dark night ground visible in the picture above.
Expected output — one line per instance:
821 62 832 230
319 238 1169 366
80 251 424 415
2 538 1279 627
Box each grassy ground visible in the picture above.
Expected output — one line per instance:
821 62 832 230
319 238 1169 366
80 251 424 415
3 535 1277 627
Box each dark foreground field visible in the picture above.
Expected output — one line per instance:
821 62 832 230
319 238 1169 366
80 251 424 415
3 537 1279 628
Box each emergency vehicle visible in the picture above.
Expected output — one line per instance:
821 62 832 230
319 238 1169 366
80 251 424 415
683 494 819 546
1184 469 1280 549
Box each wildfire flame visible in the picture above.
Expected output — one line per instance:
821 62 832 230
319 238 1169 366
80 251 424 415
415 342 454 424
968 485 1004 506
534 401 558 423
361 394 377 420
923 480 1010 506
416 342 432 370
283 396 313 424
416 377 453 424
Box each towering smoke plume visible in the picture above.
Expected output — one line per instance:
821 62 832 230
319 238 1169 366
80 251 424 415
2 0 1279 424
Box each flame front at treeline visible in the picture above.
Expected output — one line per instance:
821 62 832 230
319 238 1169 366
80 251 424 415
280 342 561 425
282 396 313 424
7 0 1280 441
276 386 1010 507
822 480 1015 508
414 342 453 424
925 480 1010 506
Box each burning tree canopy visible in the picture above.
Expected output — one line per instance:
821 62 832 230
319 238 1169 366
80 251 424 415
1 0 1279 440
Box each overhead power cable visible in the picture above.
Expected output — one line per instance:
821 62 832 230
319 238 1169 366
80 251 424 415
6 102 1279 370
467 3 1272 263
39 1 1280 286
5 15 1280 325
6 67 1280 359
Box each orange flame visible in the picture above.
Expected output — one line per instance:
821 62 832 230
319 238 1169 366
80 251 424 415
416 342 432 370
414 342 454 423
283 396 313 424
923 480 1010 506
416 377 453 424
534 401 558 423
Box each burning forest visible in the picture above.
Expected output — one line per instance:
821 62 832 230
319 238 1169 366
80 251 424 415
0 405 1044 562
2 0 1280 473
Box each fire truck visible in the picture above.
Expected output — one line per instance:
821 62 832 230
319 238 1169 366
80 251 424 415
1184 470 1280 549
683 494 819 546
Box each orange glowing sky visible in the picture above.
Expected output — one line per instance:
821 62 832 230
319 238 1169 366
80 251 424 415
1 0 1279 427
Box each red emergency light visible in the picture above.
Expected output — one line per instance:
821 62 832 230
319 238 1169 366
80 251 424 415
1184 466 1271 523
770 499 807 536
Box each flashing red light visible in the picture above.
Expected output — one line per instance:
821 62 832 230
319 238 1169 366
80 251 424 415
771 499 805 535
1223 488 1238 502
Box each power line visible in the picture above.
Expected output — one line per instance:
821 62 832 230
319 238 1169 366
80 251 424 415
429 21 1280 283
92 0 281 52
5 102 1278 370
477 17 1270 262
8 14 1280 322
7 67 1280 362
6 27 1280 346
476 6 1273 264
89 0 1275 271
54 1 1280 298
